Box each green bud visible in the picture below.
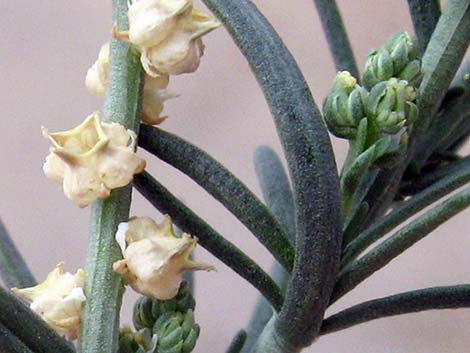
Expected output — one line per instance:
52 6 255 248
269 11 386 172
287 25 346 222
363 32 421 89
323 71 367 139
153 310 200 353
367 78 418 135
119 327 140 353
134 297 157 330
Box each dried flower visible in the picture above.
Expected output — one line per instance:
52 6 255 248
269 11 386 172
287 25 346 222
113 216 214 300
12 263 86 340
85 42 173 125
42 113 146 207
116 0 221 76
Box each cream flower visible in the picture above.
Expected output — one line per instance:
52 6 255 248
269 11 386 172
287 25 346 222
12 263 86 340
116 0 221 76
113 216 214 300
139 8 221 76
42 113 146 207
85 42 173 125
85 42 110 96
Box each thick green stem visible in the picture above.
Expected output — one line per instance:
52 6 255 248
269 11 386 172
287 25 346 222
0 219 36 288
225 330 248 353
364 0 470 225
406 0 441 54
201 0 342 347
0 323 35 353
331 188 470 304
241 146 296 353
133 172 284 311
342 163 470 266
321 284 470 335
312 0 359 78
0 286 74 353
139 126 294 272
78 1 143 352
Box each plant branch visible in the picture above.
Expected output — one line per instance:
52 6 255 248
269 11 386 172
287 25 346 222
201 0 342 347
321 284 470 335
342 162 470 266
0 323 35 353
364 0 470 225
241 146 296 353
139 126 294 272
331 188 470 304
312 0 359 78
0 286 74 353
0 219 36 288
133 171 284 311
406 0 441 54
78 1 144 352
225 330 247 353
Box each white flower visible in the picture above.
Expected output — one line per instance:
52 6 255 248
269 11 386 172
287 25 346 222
113 216 214 300
12 263 86 340
85 42 110 96
85 42 173 125
42 112 146 207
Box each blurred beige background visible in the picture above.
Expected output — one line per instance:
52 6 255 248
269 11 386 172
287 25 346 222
1 1 469 352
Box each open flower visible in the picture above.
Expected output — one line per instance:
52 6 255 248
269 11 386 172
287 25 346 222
85 42 173 125
113 216 214 300
42 113 146 207
12 263 86 340
117 0 221 76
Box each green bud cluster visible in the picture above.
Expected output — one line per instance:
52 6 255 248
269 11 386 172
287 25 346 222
119 282 199 353
367 78 418 134
323 71 368 139
363 32 422 90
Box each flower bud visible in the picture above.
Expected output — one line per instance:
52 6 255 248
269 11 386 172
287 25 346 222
12 263 86 340
363 32 421 89
323 71 368 139
367 78 418 134
113 216 214 300
153 310 200 353
140 9 220 76
42 113 146 207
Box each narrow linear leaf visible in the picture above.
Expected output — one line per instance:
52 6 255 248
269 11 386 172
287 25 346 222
0 323 35 353
139 126 294 272
241 146 296 353
225 330 247 353
343 163 470 266
342 202 369 248
321 284 470 335
0 219 36 288
133 172 284 311
312 0 359 78
201 0 342 346
331 188 470 304
406 0 441 54
0 286 74 353
79 1 144 352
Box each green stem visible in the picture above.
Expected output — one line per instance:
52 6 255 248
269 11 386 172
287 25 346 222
138 126 294 272
250 317 301 353
241 146 296 353
342 163 470 266
364 0 470 225
0 219 36 288
133 172 284 311
321 284 470 335
79 1 143 352
331 188 470 304
0 287 74 353
406 0 441 54
201 0 342 346
225 330 247 353
400 156 470 196
312 0 359 78
0 323 34 353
